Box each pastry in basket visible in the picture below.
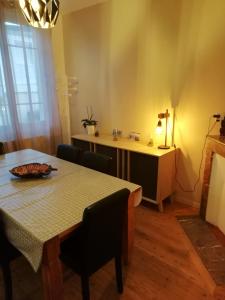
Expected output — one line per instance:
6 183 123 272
9 163 57 178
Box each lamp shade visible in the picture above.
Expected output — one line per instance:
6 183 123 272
19 0 59 29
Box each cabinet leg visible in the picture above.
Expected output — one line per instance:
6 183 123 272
169 196 174 204
158 202 163 212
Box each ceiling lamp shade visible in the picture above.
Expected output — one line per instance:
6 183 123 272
19 0 60 29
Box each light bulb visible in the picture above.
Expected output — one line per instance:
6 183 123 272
156 120 163 135
156 126 163 135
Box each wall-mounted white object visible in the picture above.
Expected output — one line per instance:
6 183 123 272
206 153 225 234
67 76 79 96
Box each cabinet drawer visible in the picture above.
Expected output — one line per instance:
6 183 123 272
72 139 91 151
130 152 158 200
95 144 118 177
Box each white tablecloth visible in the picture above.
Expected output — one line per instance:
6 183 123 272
0 149 142 271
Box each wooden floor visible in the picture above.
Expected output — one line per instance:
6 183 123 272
1 201 225 300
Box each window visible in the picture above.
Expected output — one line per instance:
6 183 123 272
0 18 53 141
6 22 44 122
0 1 61 152
0 5 61 154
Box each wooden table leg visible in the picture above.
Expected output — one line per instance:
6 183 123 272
123 191 135 265
42 236 63 300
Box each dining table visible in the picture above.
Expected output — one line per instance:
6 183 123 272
0 149 142 300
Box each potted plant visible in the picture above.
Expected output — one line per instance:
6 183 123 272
81 106 98 135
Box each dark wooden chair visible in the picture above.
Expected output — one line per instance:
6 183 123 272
80 151 112 174
56 144 82 164
0 142 5 155
60 188 130 300
0 219 20 300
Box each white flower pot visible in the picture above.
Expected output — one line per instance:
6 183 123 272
86 125 95 135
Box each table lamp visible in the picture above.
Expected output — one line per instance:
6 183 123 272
156 109 170 149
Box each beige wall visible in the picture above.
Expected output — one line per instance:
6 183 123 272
53 0 225 207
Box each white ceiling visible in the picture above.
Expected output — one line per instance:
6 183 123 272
60 0 108 15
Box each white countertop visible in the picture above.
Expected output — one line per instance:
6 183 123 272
72 134 175 157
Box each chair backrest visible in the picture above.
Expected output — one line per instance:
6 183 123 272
81 151 112 174
0 142 5 155
80 188 130 275
56 144 81 164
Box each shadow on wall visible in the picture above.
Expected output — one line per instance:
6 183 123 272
175 148 201 207
167 0 202 206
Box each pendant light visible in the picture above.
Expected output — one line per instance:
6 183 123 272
19 0 60 29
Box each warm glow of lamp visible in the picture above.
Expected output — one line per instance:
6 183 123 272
156 120 163 135
156 109 170 149
19 0 59 29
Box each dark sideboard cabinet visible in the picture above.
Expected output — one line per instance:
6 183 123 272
72 134 176 212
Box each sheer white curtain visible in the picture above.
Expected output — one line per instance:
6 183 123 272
0 2 61 153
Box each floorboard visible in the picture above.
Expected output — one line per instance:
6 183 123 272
0 201 223 299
